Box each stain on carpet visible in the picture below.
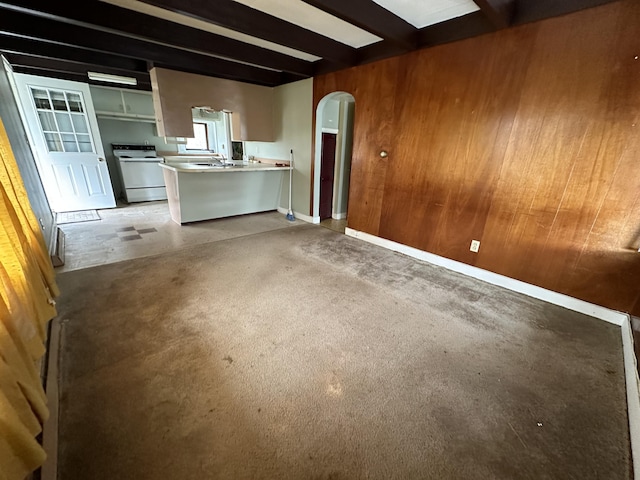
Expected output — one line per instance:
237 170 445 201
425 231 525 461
54 224 630 480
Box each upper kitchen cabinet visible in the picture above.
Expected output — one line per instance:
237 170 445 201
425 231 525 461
90 85 156 123
150 67 275 142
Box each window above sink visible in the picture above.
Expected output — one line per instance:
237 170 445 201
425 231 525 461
176 107 231 158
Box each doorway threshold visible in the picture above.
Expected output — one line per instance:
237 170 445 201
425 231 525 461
319 218 346 234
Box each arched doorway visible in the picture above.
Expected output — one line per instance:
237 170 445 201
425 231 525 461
313 92 355 231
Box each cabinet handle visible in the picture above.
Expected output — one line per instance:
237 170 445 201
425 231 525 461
98 157 105 162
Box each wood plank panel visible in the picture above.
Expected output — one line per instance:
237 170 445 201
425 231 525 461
312 0 640 315
477 1 640 311
378 27 537 265
552 0 640 310
477 5 619 282
314 59 400 235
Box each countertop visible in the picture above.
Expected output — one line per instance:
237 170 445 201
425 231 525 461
159 161 290 174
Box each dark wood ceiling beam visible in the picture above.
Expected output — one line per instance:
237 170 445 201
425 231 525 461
3 53 151 85
1 0 618 87
473 0 515 29
0 35 148 74
300 0 418 51
137 0 357 66
332 11 496 73
0 0 313 77
0 8 283 86
418 11 495 47
352 41 407 67
513 0 619 25
10 65 152 91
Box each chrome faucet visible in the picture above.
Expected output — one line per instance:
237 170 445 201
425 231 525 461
208 152 227 166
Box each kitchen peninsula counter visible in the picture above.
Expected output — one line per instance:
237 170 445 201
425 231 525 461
159 161 288 224
160 162 287 174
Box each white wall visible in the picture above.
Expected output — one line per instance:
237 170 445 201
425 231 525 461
314 92 355 221
333 99 354 217
213 113 230 157
244 78 313 216
322 99 340 130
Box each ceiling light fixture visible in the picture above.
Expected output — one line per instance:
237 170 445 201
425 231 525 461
87 71 137 86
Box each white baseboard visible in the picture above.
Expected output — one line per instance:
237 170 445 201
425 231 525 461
277 207 320 224
345 228 626 325
332 212 347 220
345 227 639 477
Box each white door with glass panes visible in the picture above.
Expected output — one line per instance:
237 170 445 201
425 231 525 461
13 74 116 212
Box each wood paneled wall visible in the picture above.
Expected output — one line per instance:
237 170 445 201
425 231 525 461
314 0 640 315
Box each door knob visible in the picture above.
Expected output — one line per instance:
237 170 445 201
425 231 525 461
380 151 388 158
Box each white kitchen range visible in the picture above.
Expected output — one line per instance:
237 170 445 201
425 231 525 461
113 143 166 202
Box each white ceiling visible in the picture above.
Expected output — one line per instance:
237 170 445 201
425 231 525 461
372 0 480 28
102 0 322 61
234 0 382 48
102 0 481 62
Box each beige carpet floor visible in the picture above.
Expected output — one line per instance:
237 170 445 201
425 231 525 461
54 223 630 479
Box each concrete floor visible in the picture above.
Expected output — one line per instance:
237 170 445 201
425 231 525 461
53 215 631 479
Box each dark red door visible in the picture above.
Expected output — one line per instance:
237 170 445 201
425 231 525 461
319 133 337 220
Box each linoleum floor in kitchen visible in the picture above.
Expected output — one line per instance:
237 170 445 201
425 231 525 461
55 200 301 272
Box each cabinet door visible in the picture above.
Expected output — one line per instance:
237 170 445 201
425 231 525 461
122 90 155 116
90 86 125 113
229 112 242 141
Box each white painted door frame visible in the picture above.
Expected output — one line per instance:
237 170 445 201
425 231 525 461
313 92 355 221
12 73 116 212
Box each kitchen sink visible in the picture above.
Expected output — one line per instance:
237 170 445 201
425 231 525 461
193 162 226 167
165 161 245 170
194 162 245 168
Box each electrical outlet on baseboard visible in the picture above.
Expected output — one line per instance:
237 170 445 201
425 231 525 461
470 240 480 253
